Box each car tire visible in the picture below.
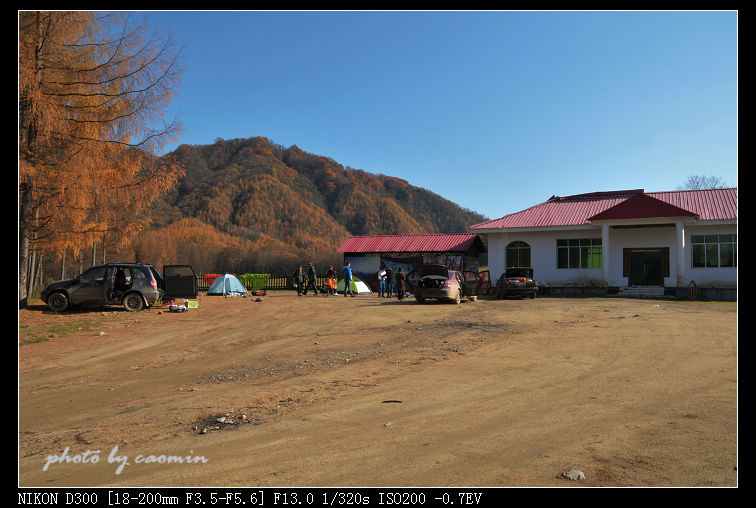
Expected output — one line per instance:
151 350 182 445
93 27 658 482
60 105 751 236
123 292 145 312
415 296 425 304
454 291 461 305
47 291 70 313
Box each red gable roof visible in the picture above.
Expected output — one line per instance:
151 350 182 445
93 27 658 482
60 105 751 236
469 188 737 230
337 233 481 254
588 193 698 221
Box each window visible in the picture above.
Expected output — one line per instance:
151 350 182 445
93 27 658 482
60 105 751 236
557 239 602 269
80 266 107 282
506 241 531 268
691 234 736 268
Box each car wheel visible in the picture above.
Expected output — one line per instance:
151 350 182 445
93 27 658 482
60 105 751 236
47 291 70 313
415 296 425 304
454 291 461 304
123 292 145 312
530 292 536 299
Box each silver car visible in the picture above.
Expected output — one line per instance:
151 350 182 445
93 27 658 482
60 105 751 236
408 264 465 304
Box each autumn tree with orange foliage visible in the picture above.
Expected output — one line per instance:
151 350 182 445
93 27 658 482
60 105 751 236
19 12 184 304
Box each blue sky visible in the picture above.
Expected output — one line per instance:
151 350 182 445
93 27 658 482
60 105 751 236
144 10 737 221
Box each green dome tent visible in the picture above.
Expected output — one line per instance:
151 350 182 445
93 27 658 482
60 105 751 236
337 276 371 294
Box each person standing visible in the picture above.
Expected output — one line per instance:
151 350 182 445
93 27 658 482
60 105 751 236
343 262 354 297
293 266 304 296
304 262 318 295
377 265 387 298
385 266 394 298
326 265 338 295
395 267 406 300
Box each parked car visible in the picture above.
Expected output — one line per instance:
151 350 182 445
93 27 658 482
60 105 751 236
41 263 197 312
408 264 466 304
461 270 491 297
495 267 538 299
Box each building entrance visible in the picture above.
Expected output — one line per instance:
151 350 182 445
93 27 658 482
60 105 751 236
628 249 665 286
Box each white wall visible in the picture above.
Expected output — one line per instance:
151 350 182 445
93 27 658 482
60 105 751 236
487 229 604 285
607 226 678 287
685 225 738 287
487 223 737 288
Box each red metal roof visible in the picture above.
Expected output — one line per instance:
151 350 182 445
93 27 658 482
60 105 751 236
337 233 481 254
648 188 738 221
469 188 737 230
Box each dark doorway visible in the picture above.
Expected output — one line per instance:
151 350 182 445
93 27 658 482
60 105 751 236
629 249 664 286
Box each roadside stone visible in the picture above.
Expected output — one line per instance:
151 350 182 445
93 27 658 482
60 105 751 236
562 468 585 481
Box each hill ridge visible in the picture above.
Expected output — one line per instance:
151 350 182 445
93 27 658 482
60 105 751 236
136 136 486 273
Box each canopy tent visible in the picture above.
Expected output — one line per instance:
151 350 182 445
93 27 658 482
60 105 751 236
207 273 248 296
337 276 371 294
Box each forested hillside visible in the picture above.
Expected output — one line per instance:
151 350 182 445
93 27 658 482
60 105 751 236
130 136 486 274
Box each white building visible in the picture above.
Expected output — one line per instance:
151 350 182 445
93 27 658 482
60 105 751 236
469 188 737 298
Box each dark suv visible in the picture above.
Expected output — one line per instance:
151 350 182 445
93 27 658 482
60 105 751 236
41 263 197 312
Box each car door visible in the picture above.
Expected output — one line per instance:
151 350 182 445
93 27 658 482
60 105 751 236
69 265 109 305
475 270 491 295
453 272 465 296
406 268 421 292
461 271 477 295
162 265 199 298
461 270 490 296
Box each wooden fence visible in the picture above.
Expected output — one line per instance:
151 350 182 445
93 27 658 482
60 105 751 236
198 274 317 292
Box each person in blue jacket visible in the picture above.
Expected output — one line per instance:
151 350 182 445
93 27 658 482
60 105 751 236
343 262 354 297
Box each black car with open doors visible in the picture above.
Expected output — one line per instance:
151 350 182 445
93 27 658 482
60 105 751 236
41 263 198 312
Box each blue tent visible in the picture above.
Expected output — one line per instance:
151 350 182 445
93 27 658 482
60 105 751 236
207 274 248 296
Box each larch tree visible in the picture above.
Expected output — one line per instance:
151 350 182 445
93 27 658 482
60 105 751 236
19 11 185 305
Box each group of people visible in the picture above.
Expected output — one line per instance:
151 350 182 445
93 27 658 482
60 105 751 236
293 263 339 296
377 265 407 300
292 262 407 300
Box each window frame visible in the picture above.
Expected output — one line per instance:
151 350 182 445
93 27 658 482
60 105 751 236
691 234 737 268
505 241 531 268
556 238 603 269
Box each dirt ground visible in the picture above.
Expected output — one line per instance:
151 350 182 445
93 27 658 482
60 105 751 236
18 291 738 487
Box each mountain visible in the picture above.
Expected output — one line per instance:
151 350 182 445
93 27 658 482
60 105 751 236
135 136 486 274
